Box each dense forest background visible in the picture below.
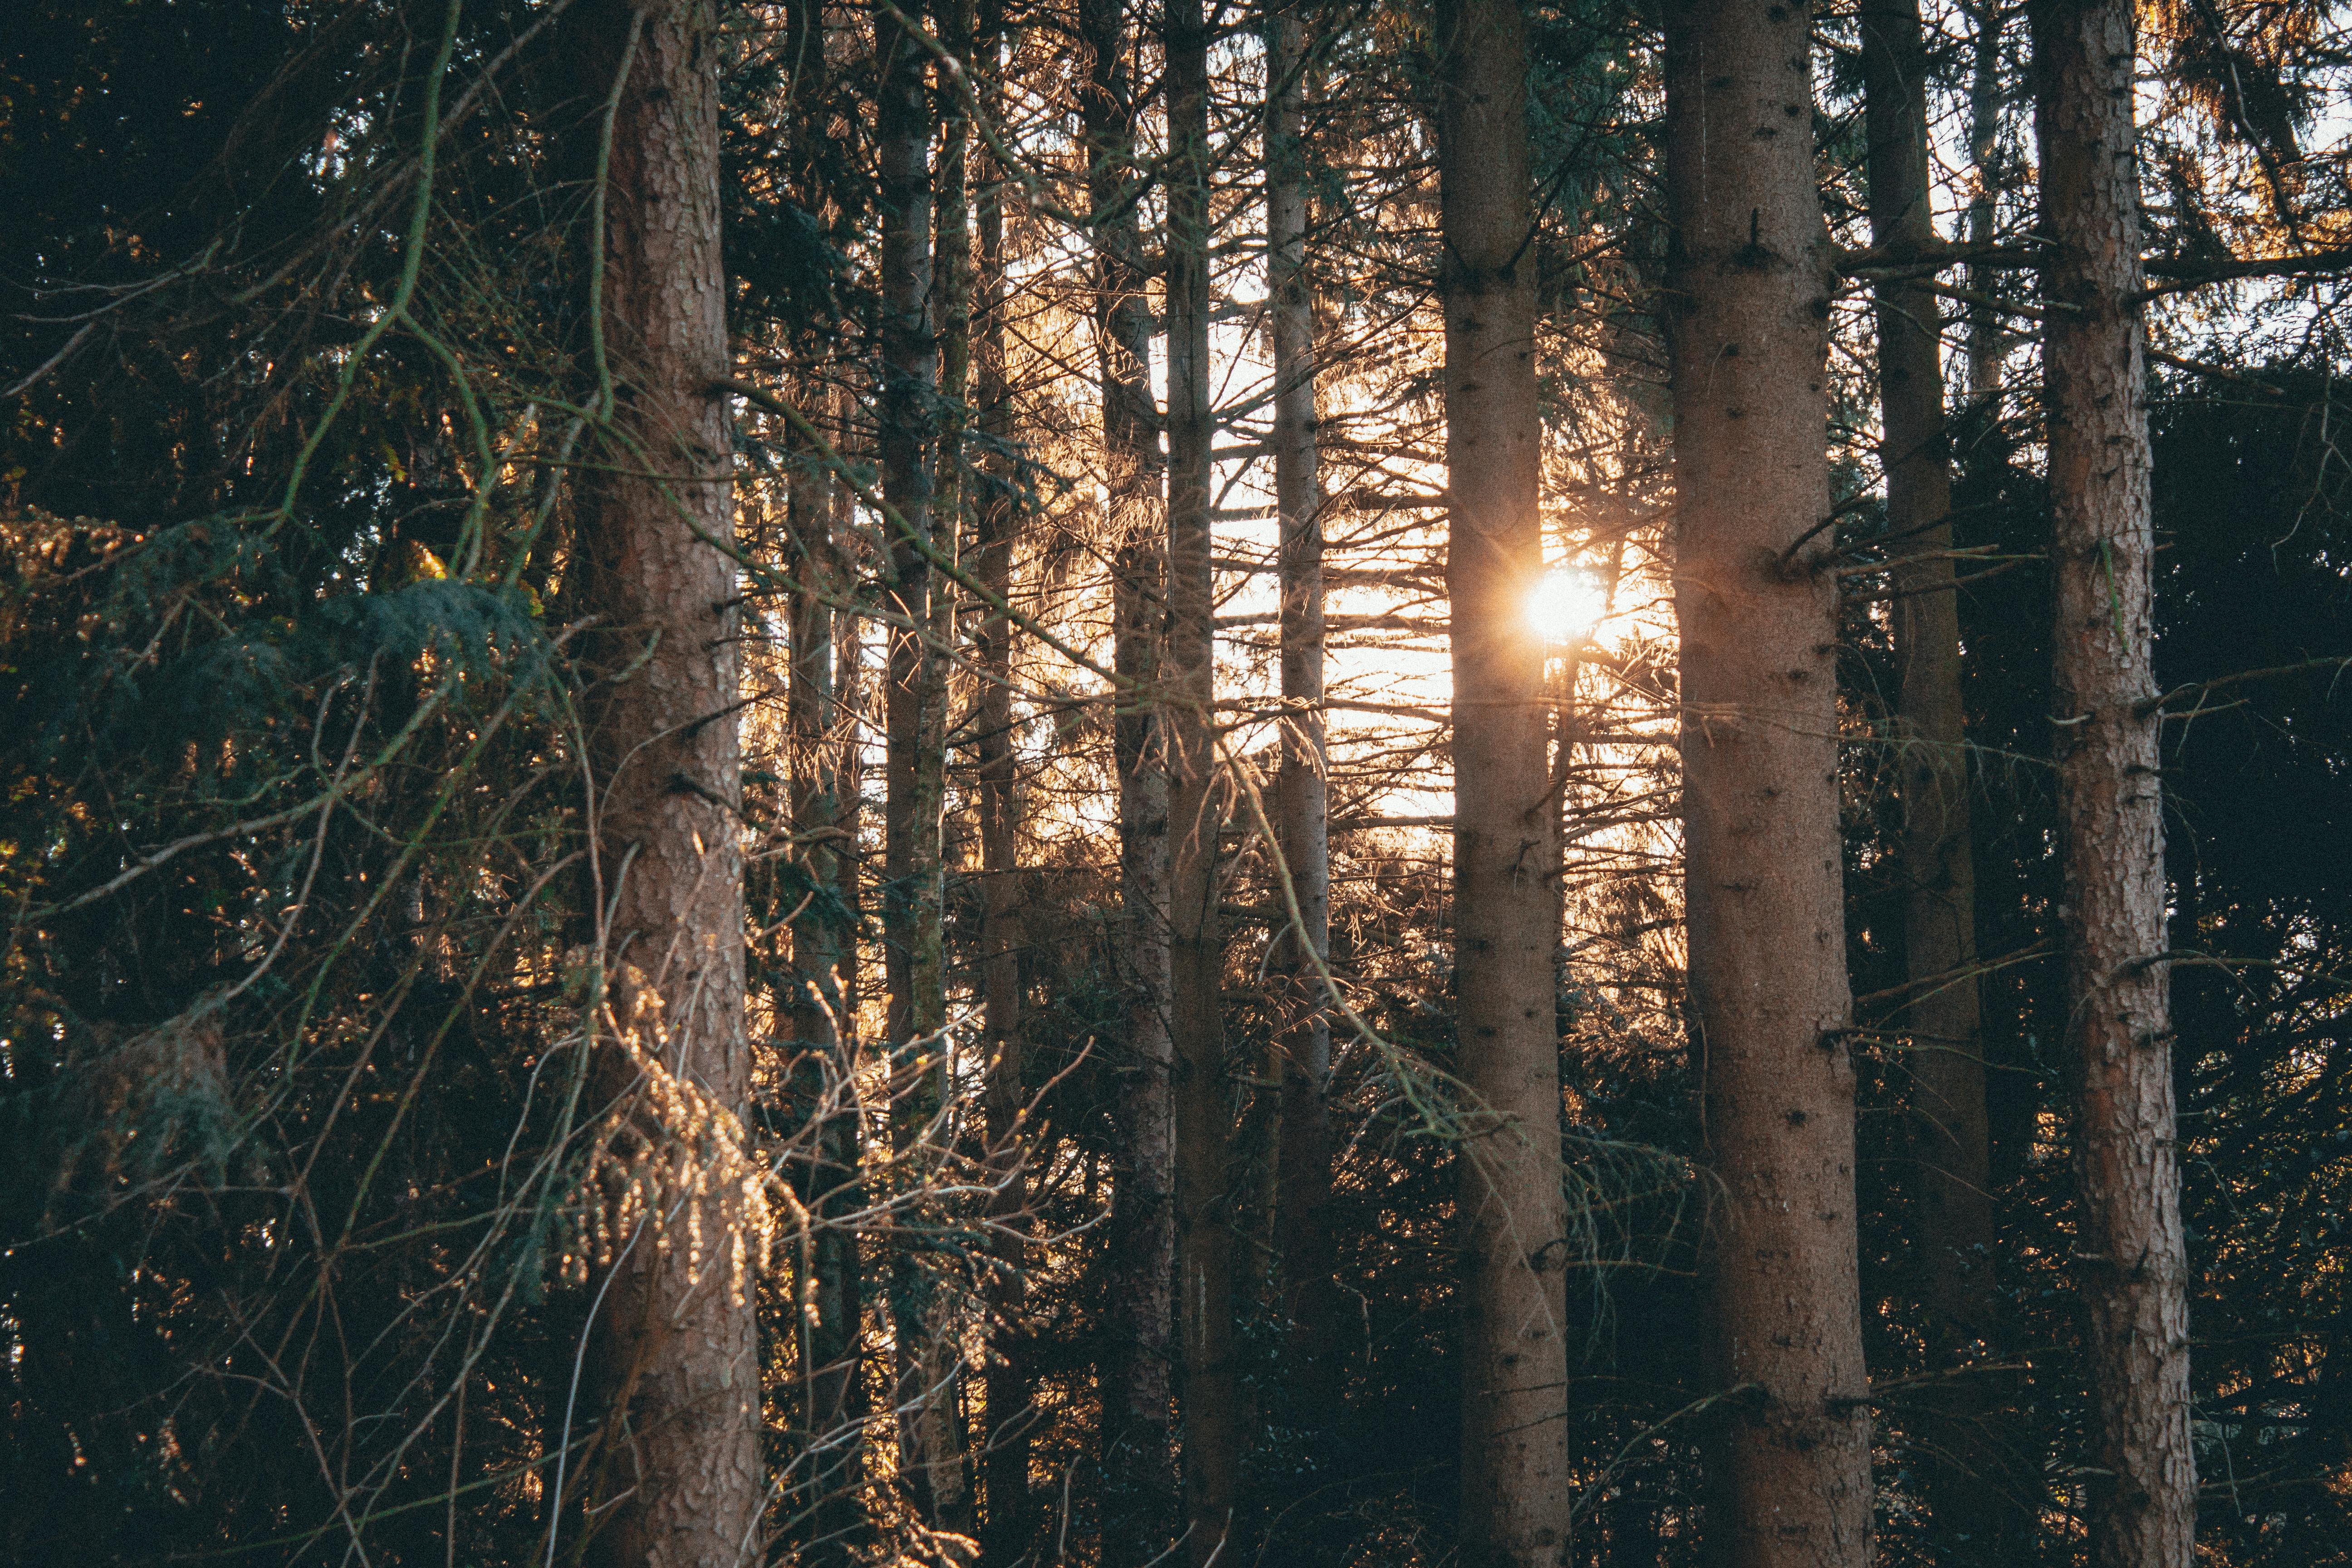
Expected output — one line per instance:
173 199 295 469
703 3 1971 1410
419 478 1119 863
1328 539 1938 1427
4 0 2351 1564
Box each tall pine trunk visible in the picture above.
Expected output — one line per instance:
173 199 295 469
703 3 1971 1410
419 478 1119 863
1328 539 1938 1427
873 0 957 1526
971 7 1034 1556
1266 0 1339 1424
1661 4 1873 1564
787 388 867 1560
1965 0 2005 413
2032 2 2195 1562
921 0 980 1530
1859 0 2016 1554
1164 0 1238 1560
1080 0 1176 1557
567 2 762 1563
875 0 938 1069
1434 2 1571 1562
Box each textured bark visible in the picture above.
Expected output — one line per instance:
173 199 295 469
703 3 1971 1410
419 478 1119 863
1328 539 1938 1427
972 10 1034 1557
1080 0 1176 1558
873 0 957 1525
874 0 939 1054
1860 1 2017 1557
1434 2 1571 1563
566 3 761 1564
1266 0 1340 1424
2032 3 2195 1564
1660 5 1873 1565
1164 0 1237 1561
786 390 867 1562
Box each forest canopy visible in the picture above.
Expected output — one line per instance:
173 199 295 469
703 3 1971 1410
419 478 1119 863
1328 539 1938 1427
4 0 2351 1565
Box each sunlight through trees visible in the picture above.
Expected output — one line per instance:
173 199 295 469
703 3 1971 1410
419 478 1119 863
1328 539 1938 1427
6 1 2352 1564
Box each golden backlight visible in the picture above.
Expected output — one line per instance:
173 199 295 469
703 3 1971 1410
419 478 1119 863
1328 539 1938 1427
1526 566 1607 645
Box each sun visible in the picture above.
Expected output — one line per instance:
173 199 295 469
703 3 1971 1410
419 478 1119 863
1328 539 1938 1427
1526 567 1608 646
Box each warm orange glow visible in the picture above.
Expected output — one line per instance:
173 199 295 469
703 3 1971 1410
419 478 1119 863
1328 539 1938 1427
1526 566 1607 645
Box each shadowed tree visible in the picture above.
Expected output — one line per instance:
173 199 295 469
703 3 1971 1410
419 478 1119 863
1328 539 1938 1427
1164 0 1239 1558
1079 0 1177 1558
1266 0 1341 1430
1436 0 1572 1562
1859 0 2021 1554
970 6 1035 1556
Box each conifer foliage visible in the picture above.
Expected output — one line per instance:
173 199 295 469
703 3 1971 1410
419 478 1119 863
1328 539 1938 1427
6 1 2352 1565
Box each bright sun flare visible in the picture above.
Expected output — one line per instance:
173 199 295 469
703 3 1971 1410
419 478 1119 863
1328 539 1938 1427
1526 567 1608 645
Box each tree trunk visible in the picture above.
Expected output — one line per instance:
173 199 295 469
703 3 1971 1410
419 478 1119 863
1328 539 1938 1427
1859 0 2018 1557
1164 0 1238 1560
1080 0 1177 1558
833 477 867 1048
787 387 867 1563
1107 535 1176 1568
1964 0 2040 1201
1434 2 1571 1563
1660 4 1874 1565
823 506 872 1567
567 3 761 1564
2032 3 2195 1563
1964 0 2005 414
972 9 1033 1558
874 0 937 1062
922 0 980 1532
875 0 940 1056
873 0 957 1526
1266 0 1340 1429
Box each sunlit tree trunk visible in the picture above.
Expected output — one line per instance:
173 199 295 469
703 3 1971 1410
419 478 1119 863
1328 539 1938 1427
566 3 761 1563
1661 4 1873 1565
2032 3 2195 1563
1860 0 2017 1556
1164 0 1237 1559
971 8 1033 1558
1434 1 1570 1563
1080 0 1176 1558
1265 0 1339 1427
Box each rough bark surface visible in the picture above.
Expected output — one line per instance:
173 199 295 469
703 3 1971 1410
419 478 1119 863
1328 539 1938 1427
1435 2 1571 1562
1860 0 2016 1555
1661 4 1874 1565
567 3 761 1564
1164 0 1237 1560
1266 0 1340 1424
1080 0 1176 1557
2032 3 2195 1563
